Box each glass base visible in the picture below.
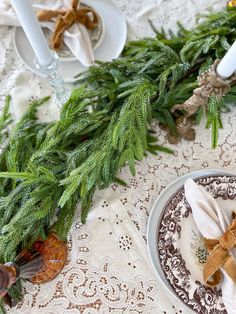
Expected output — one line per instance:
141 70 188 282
34 52 70 108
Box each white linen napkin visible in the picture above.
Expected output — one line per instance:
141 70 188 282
0 0 94 66
184 178 236 314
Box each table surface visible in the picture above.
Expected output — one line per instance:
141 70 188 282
0 0 234 313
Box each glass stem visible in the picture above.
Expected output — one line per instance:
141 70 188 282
35 52 70 107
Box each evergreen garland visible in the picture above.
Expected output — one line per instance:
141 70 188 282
0 7 236 309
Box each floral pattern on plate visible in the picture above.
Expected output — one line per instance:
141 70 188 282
157 175 236 314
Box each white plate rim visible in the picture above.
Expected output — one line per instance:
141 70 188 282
147 169 236 312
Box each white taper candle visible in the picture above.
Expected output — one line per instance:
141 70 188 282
11 0 53 65
217 40 236 79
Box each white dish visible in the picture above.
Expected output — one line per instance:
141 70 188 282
14 0 127 83
147 169 235 313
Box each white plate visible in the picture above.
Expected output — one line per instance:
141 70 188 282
14 0 127 83
147 169 235 313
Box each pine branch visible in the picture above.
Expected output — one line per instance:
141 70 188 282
0 96 11 146
0 9 235 306
206 96 224 148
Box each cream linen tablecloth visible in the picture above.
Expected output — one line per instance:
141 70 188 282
0 0 234 313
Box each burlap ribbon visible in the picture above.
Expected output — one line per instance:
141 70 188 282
37 0 98 50
204 217 236 287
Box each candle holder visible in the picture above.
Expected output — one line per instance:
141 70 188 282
35 52 70 108
166 59 236 144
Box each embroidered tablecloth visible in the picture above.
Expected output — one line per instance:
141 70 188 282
0 0 234 313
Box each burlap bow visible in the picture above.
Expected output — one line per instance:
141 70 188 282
37 0 98 50
204 217 236 287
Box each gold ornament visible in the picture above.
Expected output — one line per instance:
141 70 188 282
227 0 236 8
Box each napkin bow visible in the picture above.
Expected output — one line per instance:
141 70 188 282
204 217 236 287
37 0 98 51
185 178 236 314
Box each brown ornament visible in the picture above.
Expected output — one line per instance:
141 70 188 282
0 233 67 306
30 232 67 284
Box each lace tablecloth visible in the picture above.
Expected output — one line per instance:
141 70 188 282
0 0 234 313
